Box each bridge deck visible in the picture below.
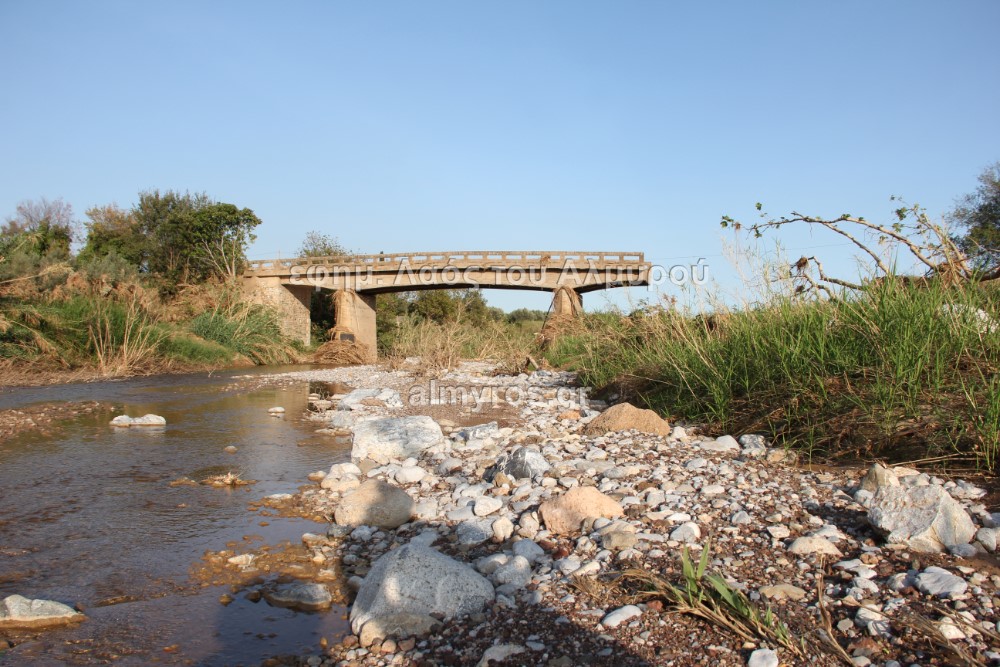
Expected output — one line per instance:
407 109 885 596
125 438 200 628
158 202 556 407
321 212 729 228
245 250 647 275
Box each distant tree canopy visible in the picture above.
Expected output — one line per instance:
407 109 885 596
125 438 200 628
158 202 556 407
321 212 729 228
80 190 261 285
0 198 78 281
507 307 548 324
950 161 1000 271
1 197 77 262
297 231 349 258
411 289 503 325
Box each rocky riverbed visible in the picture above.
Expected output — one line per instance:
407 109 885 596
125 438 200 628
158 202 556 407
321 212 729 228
238 362 999 667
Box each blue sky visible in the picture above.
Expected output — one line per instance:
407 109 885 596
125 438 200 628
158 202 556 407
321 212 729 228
2 1 997 311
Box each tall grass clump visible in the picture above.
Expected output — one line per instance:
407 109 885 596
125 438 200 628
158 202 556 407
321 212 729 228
382 314 538 374
190 302 299 365
548 279 1000 469
86 293 164 375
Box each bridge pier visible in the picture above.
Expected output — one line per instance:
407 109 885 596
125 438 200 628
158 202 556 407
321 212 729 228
330 289 377 363
550 286 583 317
244 276 312 346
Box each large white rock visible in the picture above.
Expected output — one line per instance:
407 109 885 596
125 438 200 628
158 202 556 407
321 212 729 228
0 595 85 629
350 544 495 637
351 416 444 464
338 388 404 411
334 479 414 528
868 485 976 553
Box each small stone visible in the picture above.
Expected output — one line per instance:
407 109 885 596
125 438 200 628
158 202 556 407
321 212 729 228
512 539 545 564
223 445 238 454
758 584 807 602
476 644 526 667
787 535 842 557
670 522 701 543
766 526 790 539
394 466 426 484
915 567 968 598
747 648 779 667
602 531 638 551
492 516 514 542
600 605 642 628
474 496 503 517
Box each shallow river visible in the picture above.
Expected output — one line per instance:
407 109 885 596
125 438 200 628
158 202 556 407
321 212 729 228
0 366 352 666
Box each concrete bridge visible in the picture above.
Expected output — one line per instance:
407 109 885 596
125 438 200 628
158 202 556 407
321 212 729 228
244 250 650 360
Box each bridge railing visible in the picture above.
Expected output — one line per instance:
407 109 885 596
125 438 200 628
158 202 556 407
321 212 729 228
244 251 647 274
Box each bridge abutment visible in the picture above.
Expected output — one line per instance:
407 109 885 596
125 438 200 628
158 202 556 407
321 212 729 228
244 276 312 346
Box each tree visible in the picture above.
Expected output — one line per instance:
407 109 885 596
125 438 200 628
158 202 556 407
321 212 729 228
412 289 458 323
133 190 208 282
1 197 77 260
191 203 261 280
82 190 262 286
721 198 973 298
949 161 1000 271
79 204 144 266
297 231 349 258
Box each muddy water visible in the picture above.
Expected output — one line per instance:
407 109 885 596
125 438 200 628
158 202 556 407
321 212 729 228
0 367 352 666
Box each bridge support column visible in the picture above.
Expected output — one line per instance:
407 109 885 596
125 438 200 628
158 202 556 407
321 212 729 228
244 276 312 346
550 286 583 317
331 289 378 363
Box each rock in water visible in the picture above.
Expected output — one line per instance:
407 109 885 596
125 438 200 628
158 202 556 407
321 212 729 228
538 486 624 535
0 595 85 629
483 447 550 482
582 402 671 437
110 414 166 427
263 582 332 611
867 485 976 553
350 544 494 638
351 416 444 464
334 479 414 528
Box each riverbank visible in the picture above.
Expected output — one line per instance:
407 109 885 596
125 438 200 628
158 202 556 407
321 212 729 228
230 363 1000 666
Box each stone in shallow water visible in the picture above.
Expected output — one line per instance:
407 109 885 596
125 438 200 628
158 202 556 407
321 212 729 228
0 595 85 629
263 582 332 611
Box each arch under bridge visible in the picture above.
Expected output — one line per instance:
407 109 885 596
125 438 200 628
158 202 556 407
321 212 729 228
243 250 650 361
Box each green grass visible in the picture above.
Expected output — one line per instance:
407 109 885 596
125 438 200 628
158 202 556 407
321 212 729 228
189 302 299 365
546 280 1000 470
1 290 298 376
